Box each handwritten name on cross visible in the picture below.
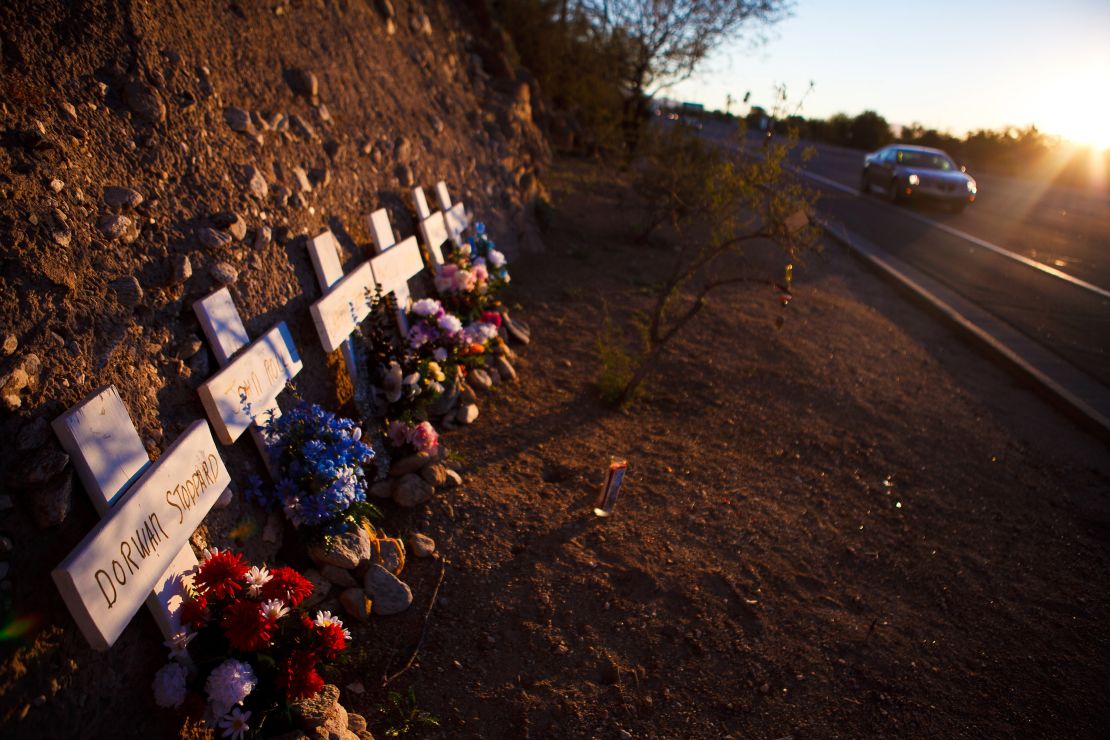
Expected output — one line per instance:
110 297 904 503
307 230 374 388
52 386 230 649
193 288 303 468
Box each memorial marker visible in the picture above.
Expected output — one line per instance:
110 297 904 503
52 388 230 649
433 180 470 247
194 288 303 464
365 209 427 334
307 230 372 381
411 186 449 269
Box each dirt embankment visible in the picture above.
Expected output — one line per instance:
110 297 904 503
0 0 547 734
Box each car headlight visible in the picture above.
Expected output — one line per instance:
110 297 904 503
907 174 920 186
966 180 977 194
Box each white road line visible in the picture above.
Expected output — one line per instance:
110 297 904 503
799 169 1110 301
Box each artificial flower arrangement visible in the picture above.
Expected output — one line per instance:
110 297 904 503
433 222 510 323
247 401 380 535
152 549 350 738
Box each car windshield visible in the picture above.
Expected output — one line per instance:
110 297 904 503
894 149 956 171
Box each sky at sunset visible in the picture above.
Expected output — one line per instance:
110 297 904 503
668 0 1110 148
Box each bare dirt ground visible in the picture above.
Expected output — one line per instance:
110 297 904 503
340 158 1110 738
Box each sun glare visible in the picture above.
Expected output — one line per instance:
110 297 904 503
1032 61 1110 150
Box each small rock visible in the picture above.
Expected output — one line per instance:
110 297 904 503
293 166 312 192
395 163 414 187
320 564 358 588
223 106 251 132
170 253 192 284
504 314 531 344
456 403 479 425
213 488 234 509
109 276 143 307
394 136 411 161
123 79 166 123
245 165 268 199
50 225 71 247
252 225 272 250
209 261 238 285
48 178 64 193
374 0 394 19
288 69 319 100
339 587 373 623
292 683 341 732
347 713 368 734
197 226 233 250
390 452 434 476
317 104 333 125
407 533 435 558
369 480 393 499
28 470 73 528
289 113 317 140
301 569 331 608
61 102 78 120
392 474 433 508
103 186 143 210
187 348 210 377
469 367 492 392
419 463 447 487
226 216 247 241
459 382 478 405
308 526 373 569
17 416 50 451
363 564 413 615
376 537 405 575
310 166 330 189
442 468 463 489
2 335 17 356
495 356 518 382
98 214 131 240
272 183 291 207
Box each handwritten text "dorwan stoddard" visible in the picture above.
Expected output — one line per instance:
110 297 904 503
53 420 231 650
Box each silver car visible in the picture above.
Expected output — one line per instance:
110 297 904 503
861 144 977 211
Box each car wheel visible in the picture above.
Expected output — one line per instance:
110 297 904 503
887 179 901 203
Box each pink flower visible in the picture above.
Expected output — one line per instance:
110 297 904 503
472 264 489 284
410 421 439 454
387 420 412 447
435 264 459 294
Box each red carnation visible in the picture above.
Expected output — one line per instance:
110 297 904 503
222 599 275 652
277 649 325 701
179 594 209 630
480 311 502 327
194 551 248 600
261 567 314 607
314 622 348 659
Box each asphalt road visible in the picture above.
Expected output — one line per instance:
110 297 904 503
700 122 1110 391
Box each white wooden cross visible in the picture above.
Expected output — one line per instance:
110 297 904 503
365 208 427 334
411 186 450 270
193 288 303 469
306 230 374 385
433 180 470 248
52 385 231 649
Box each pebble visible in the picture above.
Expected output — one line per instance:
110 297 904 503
363 564 413 615
223 106 251 132
123 79 166 123
2 335 17 356
392 473 433 507
209 261 238 285
61 102 78 120
495 356 518 382
103 186 143 210
395 163 414 187
339 587 373 623
170 253 192 284
407 533 436 558
320 564 358 588
197 226 232 249
505 314 531 344
245 165 268 199
374 0 394 19
108 276 143 307
293 166 312 192
456 403 479 425
252 225 271 250
307 526 372 569
289 69 318 99
28 470 73 528
442 468 463 489
390 452 434 476
48 178 64 192
289 113 317 140
97 214 130 240
468 367 492 392
419 462 448 487
394 136 411 161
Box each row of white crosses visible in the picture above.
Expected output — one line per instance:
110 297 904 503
50 181 471 650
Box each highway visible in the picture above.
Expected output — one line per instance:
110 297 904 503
703 123 1110 400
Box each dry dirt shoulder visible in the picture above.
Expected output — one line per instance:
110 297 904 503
365 158 1110 739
